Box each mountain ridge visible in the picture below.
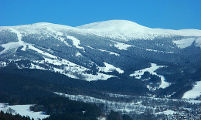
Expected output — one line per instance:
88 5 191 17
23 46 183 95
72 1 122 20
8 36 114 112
1 20 201 41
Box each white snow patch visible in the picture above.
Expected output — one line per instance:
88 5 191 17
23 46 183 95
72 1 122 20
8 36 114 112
32 57 114 81
146 48 173 54
30 63 46 70
185 100 201 104
0 42 22 54
45 26 71 47
86 46 94 49
97 116 106 120
28 45 57 59
0 103 49 120
98 49 120 56
67 36 84 50
9 28 27 51
173 38 196 48
98 62 124 74
156 110 176 115
130 63 170 89
173 37 201 48
0 61 7 67
106 93 132 98
114 42 132 50
75 52 82 57
182 81 201 99
83 72 114 81
43 57 62 66
0 28 27 54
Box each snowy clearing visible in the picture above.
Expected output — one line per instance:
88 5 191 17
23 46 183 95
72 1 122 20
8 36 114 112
114 42 132 50
0 103 49 120
130 63 170 89
98 62 124 74
67 36 84 50
156 110 176 115
182 81 201 99
98 49 120 56
173 37 201 48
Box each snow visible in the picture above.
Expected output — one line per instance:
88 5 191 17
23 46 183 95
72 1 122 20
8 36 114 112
173 37 201 48
0 61 7 67
32 57 114 81
28 45 57 58
45 25 71 47
30 63 46 70
130 63 170 89
182 81 201 99
173 38 196 48
77 20 160 40
0 42 22 54
0 27 61 59
0 28 27 54
1 20 201 42
0 103 49 120
66 36 84 50
86 46 94 49
186 100 201 104
158 74 170 89
54 92 152 114
130 63 162 79
114 42 132 50
97 116 106 120
98 49 120 56
98 62 124 74
146 48 173 54
106 93 132 98
75 52 82 57
156 110 176 115
9 28 27 51
77 20 201 41
82 72 114 81
168 29 201 37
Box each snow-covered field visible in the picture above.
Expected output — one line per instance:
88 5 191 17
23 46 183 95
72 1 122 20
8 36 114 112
98 49 120 56
98 62 124 74
173 37 201 48
156 109 176 115
130 63 170 90
113 42 132 50
0 103 49 120
182 81 201 99
66 35 84 50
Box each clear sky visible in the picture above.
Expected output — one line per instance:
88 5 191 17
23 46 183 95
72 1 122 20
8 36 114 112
0 0 200 29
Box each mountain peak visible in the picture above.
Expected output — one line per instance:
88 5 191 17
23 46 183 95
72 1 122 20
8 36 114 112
31 22 53 26
77 20 149 31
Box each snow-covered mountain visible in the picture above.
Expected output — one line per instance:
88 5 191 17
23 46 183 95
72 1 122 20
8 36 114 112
1 20 201 41
77 20 201 40
0 20 201 99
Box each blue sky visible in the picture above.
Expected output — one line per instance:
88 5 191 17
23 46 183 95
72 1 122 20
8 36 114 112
0 0 201 29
